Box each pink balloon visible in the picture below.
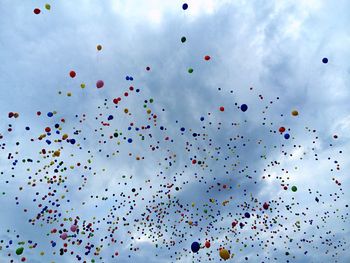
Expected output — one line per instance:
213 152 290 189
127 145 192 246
70 225 77 232
60 233 68 240
96 80 104 89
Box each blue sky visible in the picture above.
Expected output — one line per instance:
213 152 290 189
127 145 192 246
0 0 349 262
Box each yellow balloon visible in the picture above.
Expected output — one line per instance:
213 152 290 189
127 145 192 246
219 249 230 260
45 4 51 10
291 110 299 116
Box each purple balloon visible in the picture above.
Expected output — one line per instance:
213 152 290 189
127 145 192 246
96 80 104 89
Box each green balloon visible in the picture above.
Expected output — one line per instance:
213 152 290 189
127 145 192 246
16 247 24 255
291 186 297 192
181 36 186 43
188 68 193 73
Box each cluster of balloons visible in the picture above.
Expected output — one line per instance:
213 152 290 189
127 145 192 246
1 3 345 263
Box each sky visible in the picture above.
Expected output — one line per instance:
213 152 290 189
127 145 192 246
0 0 349 262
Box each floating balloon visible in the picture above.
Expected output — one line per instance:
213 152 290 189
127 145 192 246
33 8 41 14
96 80 104 89
204 55 211 61
322 57 328 64
240 104 248 112
69 70 76 78
16 247 24 255
205 241 211 248
70 225 77 232
191 242 200 253
182 3 188 10
45 4 51 10
219 249 230 260
291 186 298 192
188 68 193 73
291 110 299 116
181 36 186 43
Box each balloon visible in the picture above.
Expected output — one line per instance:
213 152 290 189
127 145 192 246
219 249 230 260
80 83 86 89
240 104 248 112
69 71 76 78
45 4 51 10
279 127 286 133
322 57 328 64
188 68 193 73
181 36 186 43
182 3 188 10
146 66 150 71
220 106 225 112
70 225 77 232
244 212 250 218
33 8 41 14
284 133 290 139
16 247 24 255
96 80 104 89
205 241 211 248
204 55 211 61
291 110 299 116
60 233 68 240
97 45 102 51
291 186 297 192
191 241 200 253
263 202 269 210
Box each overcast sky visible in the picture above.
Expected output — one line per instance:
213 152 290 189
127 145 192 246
0 0 349 262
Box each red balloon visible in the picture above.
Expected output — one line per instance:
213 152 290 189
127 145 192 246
205 241 211 248
204 55 211 61
33 8 41 14
278 127 286 133
219 106 225 112
69 70 76 78
263 202 269 210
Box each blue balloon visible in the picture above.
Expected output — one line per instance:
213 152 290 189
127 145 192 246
240 104 248 112
322 57 328 64
284 133 290 139
244 212 250 218
182 3 188 10
191 241 200 253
